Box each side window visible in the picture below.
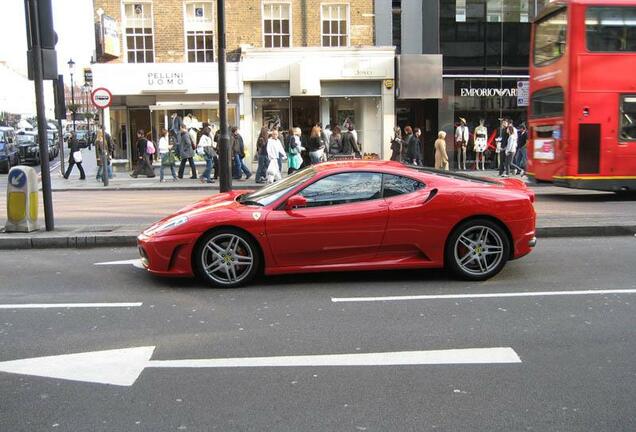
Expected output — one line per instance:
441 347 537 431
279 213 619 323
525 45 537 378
382 174 425 198
299 172 382 207
620 95 636 141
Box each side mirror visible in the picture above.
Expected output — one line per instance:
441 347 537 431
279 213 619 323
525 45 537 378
285 194 307 210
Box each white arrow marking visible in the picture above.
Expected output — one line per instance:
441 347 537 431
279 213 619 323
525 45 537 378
0 347 521 387
0 302 142 309
331 288 636 303
94 259 144 269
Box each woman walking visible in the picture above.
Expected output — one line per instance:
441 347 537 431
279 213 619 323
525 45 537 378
95 130 111 181
390 126 404 162
328 126 342 156
63 131 86 180
266 129 287 183
307 126 325 164
158 129 177 182
131 129 155 178
434 131 449 170
198 126 215 183
287 127 304 173
255 127 270 183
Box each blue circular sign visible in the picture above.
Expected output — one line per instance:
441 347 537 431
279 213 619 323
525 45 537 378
8 169 27 188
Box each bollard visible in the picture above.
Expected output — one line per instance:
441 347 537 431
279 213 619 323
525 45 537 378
5 166 39 232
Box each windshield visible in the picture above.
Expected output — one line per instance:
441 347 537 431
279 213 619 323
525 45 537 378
16 135 36 144
239 167 316 206
534 8 567 66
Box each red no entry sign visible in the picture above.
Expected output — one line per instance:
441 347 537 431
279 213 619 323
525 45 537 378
91 87 113 109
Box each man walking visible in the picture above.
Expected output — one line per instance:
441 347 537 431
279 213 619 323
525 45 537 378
130 129 155 178
231 127 251 180
177 125 197 179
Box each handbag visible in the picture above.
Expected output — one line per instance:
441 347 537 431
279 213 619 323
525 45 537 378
161 151 175 166
72 150 82 163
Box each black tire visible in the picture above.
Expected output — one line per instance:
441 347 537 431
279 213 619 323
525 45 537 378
445 218 510 281
193 228 261 288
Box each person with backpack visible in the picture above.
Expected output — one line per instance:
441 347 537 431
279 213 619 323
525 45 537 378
130 129 155 178
177 124 197 179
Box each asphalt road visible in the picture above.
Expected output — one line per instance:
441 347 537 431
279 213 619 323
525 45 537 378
1 236 635 431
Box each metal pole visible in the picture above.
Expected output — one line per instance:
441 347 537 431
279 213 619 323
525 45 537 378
70 72 76 134
27 0 54 231
57 118 64 175
217 0 232 192
101 109 108 186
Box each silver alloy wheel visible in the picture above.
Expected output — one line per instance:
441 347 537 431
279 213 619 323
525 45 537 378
453 225 504 277
201 233 254 286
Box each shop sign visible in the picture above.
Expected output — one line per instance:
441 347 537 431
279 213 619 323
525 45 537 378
517 81 529 107
101 15 120 58
147 72 185 89
459 87 518 97
533 139 555 160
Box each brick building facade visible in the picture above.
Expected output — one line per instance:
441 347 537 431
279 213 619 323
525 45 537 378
91 0 394 165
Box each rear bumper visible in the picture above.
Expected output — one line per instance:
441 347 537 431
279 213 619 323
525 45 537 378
506 218 536 260
137 232 199 277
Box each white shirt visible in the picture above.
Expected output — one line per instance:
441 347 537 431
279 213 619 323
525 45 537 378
267 138 286 160
198 135 212 148
455 125 469 143
158 136 170 154
506 132 518 154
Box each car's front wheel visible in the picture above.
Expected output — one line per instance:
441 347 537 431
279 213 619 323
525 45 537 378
194 228 260 288
446 219 510 281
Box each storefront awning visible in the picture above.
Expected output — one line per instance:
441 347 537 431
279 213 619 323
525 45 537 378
149 101 220 111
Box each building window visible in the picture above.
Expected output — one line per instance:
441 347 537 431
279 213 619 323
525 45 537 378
321 4 348 47
185 1 214 62
263 3 291 48
123 2 154 63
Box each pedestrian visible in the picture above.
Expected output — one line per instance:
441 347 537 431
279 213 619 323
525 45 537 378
255 127 270 183
455 117 469 170
170 112 182 155
158 128 177 182
231 127 251 180
404 126 419 165
414 128 423 166
130 129 155 178
197 126 215 184
308 125 325 164
288 127 304 173
177 125 197 179
104 130 115 179
434 131 449 170
514 124 528 176
266 129 286 183
328 125 342 156
390 126 404 162
500 125 517 177
94 130 110 181
341 124 361 156
63 131 86 180
473 119 488 171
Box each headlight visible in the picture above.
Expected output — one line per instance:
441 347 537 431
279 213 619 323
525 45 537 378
145 215 189 236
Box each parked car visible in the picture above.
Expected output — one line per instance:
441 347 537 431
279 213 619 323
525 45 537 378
47 137 58 160
15 131 40 165
0 127 20 173
138 161 537 288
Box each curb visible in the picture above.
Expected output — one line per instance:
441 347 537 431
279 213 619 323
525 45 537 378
1 225 635 250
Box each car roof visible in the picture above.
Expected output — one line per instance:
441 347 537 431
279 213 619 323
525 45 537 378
312 160 404 173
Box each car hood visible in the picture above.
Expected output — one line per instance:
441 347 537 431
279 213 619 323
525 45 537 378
142 190 255 236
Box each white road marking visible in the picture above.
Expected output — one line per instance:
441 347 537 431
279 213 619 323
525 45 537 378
331 288 636 303
0 346 521 387
0 302 142 309
94 259 145 269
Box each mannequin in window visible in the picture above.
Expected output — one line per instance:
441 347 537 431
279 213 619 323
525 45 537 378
473 119 488 170
455 117 469 170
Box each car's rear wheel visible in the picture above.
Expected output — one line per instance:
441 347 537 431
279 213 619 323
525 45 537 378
194 228 260 288
446 219 510 281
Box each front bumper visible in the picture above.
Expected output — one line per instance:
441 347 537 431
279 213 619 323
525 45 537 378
137 231 200 277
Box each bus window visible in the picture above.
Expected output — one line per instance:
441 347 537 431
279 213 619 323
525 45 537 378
586 7 636 52
534 9 567 65
530 87 564 119
620 96 636 141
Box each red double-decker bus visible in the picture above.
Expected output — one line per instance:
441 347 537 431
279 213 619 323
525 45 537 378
528 0 636 192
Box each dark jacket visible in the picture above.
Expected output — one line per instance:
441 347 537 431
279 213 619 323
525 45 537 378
231 134 244 157
518 130 528 149
341 131 359 155
405 134 421 161
390 137 403 161
136 137 147 158
329 134 342 154
178 132 193 158
257 136 268 156
308 136 322 152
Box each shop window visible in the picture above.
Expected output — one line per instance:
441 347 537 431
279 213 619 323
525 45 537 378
620 96 636 141
533 8 567 66
586 7 636 53
530 87 564 119
263 2 291 48
185 1 214 62
321 4 348 47
123 2 154 63
299 172 382 207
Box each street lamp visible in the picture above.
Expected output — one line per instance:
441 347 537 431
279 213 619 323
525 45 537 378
67 58 76 134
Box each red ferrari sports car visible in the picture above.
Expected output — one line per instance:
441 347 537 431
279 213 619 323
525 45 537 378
138 160 536 287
